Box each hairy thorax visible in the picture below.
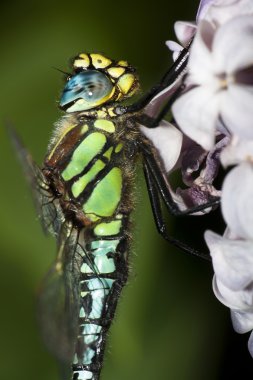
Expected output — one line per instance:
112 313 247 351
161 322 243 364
43 108 142 230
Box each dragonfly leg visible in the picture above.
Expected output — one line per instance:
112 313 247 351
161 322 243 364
141 144 220 216
115 47 190 116
143 160 211 261
132 81 185 130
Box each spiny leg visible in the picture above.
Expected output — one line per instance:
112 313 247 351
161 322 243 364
141 143 220 216
143 160 211 261
116 47 190 116
136 76 187 129
133 85 184 132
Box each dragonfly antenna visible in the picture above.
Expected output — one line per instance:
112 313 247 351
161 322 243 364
52 66 71 76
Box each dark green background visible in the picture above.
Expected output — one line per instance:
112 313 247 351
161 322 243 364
1 0 252 379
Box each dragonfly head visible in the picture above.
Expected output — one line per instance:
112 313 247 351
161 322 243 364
59 53 139 113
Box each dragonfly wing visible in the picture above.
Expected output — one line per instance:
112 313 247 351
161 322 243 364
37 224 81 368
37 221 108 379
8 125 65 236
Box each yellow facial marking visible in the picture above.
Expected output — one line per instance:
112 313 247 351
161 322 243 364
116 93 123 101
73 53 90 69
118 60 128 67
96 110 107 118
108 107 116 117
117 73 135 95
90 54 112 69
76 99 85 105
95 86 115 107
107 67 125 78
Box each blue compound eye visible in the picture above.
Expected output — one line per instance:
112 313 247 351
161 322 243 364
60 70 114 112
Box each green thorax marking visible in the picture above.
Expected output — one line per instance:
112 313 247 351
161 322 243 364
71 159 106 198
94 119 115 133
103 146 113 160
115 143 123 153
83 167 122 217
61 132 106 181
94 219 122 236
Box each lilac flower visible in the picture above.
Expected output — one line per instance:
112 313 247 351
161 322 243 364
140 120 221 212
197 0 216 20
197 0 253 24
205 162 253 356
206 229 253 357
221 136 253 167
140 120 183 173
166 21 196 60
164 0 253 360
172 15 253 150
167 0 253 65
221 163 253 242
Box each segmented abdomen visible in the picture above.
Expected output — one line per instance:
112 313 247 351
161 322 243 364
72 220 129 380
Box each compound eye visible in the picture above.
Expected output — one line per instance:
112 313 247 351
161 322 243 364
60 70 113 112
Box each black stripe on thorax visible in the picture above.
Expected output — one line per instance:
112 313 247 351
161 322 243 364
76 162 115 205
65 138 112 190
56 125 110 174
74 147 124 205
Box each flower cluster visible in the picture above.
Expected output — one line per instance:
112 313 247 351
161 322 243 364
168 0 253 357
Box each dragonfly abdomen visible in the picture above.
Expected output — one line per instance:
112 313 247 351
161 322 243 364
72 222 129 380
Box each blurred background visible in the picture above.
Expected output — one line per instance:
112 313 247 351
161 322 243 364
1 0 253 379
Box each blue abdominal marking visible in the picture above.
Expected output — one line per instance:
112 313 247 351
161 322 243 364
79 277 115 319
80 240 119 274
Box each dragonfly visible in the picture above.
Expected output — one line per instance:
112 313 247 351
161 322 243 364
10 48 220 380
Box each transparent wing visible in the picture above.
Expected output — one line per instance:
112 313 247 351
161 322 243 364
37 222 108 379
38 268 75 380
8 125 65 236
37 223 82 379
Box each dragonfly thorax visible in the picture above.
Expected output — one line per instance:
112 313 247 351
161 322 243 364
44 111 139 232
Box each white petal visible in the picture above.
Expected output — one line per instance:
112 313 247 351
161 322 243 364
221 136 253 167
231 309 253 333
213 276 253 310
221 84 253 140
213 15 253 74
205 230 253 290
197 0 215 21
140 121 183 173
174 21 196 46
223 226 240 240
172 85 221 150
188 20 216 84
204 0 253 26
172 51 180 62
222 162 253 239
165 41 182 61
166 40 182 53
